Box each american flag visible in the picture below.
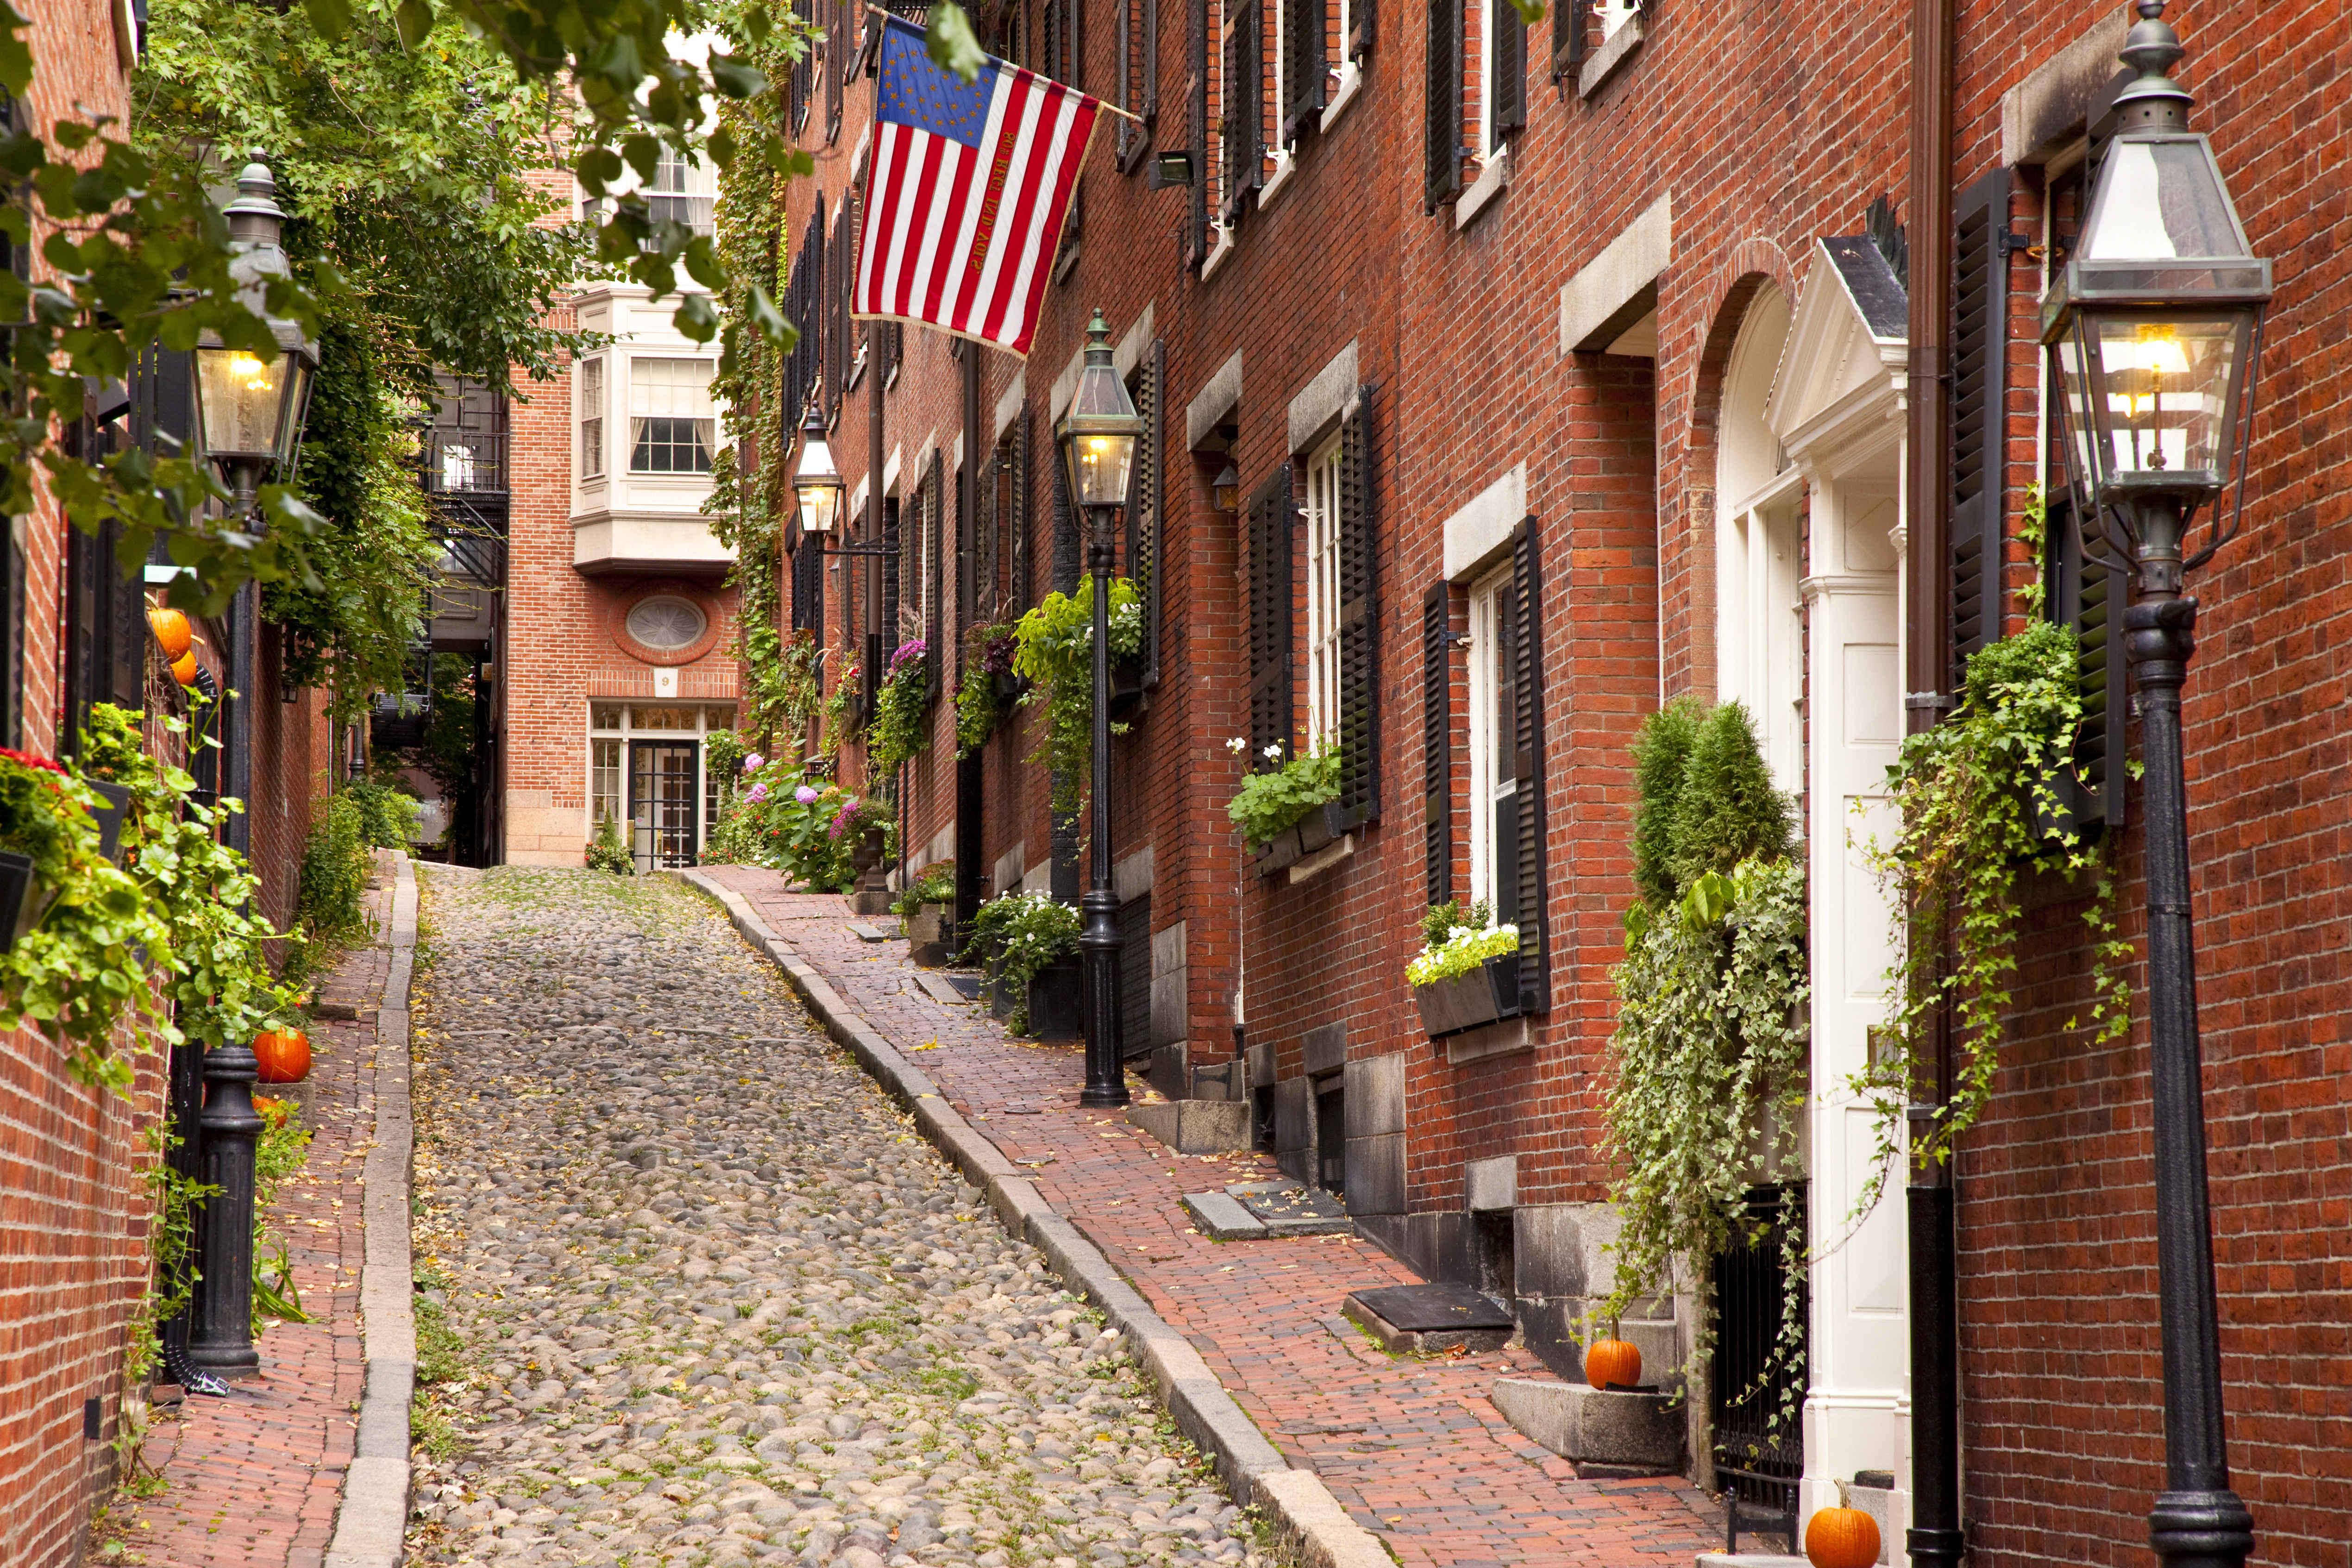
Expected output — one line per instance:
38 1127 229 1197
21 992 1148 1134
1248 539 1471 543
853 15 1102 359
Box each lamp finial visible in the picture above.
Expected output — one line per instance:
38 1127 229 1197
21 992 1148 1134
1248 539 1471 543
2115 0 2191 131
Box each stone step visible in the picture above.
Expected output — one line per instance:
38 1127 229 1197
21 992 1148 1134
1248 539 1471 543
1490 1376 1684 1474
1129 1098 1251 1154
1342 1284 1513 1355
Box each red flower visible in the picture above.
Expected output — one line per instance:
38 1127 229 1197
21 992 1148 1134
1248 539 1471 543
0 747 64 776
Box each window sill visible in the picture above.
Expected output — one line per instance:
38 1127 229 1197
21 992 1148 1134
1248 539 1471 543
1287 831 1355 886
1257 148 1299 211
1320 59 1364 133
1578 13 1644 99
1455 147 1511 231
1201 225 1238 281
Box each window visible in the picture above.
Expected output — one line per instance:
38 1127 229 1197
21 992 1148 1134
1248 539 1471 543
646 151 718 238
585 704 737 871
577 358 604 479
591 739 622 831
1303 435 1342 746
625 595 708 651
1466 563 1519 915
628 358 715 474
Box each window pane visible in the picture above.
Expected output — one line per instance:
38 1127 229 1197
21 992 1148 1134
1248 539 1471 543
591 739 621 833
629 358 715 418
591 704 625 730
631 706 695 731
579 359 604 479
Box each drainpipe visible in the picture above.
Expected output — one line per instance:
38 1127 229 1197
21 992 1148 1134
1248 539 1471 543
1903 0 1965 1561
956 348 986 931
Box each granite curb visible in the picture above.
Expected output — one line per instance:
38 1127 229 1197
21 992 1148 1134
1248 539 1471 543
677 870 1391 1568
325 853 420 1568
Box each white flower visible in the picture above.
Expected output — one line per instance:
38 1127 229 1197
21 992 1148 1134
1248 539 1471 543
1262 744 1284 762
1226 736 1248 754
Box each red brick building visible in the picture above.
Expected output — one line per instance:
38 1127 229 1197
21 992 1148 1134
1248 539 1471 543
727 0 2344 1559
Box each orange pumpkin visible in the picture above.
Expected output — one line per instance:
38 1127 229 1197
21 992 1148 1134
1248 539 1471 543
170 651 198 686
253 1028 311 1084
1583 1336 1642 1391
147 606 193 660
1805 1486 1882 1568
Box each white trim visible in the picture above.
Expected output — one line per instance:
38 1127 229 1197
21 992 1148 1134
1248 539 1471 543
1319 58 1364 133
1257 147 1299 211
1201 224 1239 282
1441 463 1528 582
1455 148 1511 231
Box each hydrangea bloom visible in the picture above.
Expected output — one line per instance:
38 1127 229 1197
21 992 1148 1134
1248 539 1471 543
746 783 769 804
743 753 764 772
794 784 821 804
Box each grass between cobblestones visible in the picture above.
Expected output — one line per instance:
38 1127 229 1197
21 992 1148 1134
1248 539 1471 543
402 866 1254 1568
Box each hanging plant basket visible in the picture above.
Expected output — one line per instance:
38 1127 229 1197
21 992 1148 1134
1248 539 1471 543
87 782 132 862
0 850 42 953
1416 951 1521 1040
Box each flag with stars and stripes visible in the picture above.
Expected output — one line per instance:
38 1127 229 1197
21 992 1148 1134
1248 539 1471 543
853 14 1102 358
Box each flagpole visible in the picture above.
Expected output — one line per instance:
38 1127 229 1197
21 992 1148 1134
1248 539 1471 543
864 5 1147 123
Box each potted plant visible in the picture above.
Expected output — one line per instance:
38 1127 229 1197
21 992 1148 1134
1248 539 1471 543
963 891 1080 1037
1225 740 1342 876
1408 899 1522 1039
894 859 959 966
1026 952 1083 1041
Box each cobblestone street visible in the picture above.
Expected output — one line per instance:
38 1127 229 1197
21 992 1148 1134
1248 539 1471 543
403 867 1252 1568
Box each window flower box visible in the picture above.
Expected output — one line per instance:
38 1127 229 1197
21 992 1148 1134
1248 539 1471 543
1416 951 1522 1040
0 850 42 953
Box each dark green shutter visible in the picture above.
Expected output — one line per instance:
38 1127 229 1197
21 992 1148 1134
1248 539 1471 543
1247 470 1295 767
1332 389 1379 829
1124 340 1164 690
1493 2 1525 134
1187 0 1210 267
925 460 943 705
1282 0 1327 142
1350 0 1375 61
1550 0 1584 82
1422 581 1451 906
2046 492 2126 832
882 494 902 662
1949 167 2011 681
1222 0 1264 222
1423 0 1462 210
1050 434 1078 594
1011 408 1031 608
1511 518 1548 1014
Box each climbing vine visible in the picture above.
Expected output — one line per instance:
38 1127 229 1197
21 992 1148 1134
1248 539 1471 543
1013 579 1141 814
1598 698 1808 1433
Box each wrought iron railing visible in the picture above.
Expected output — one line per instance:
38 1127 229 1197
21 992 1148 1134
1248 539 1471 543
1711 1183 1807 1555
418 428 508 495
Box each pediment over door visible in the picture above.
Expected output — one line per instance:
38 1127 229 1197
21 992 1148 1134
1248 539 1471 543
1766 236 1909 473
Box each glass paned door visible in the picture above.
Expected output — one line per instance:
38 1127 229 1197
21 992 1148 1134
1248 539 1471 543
629 740 700 871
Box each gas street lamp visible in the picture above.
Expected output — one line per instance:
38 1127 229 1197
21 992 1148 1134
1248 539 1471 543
793 402 845 536
2040 7 2271 1565
182 157 320 1387
1054 309 1143 1109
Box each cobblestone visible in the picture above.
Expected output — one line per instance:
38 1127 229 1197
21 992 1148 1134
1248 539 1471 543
403 866 1254 1568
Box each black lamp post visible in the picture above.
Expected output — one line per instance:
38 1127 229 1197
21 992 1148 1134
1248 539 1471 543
2041 8 2271 1564
1055 310 1143 1108
183 159 320 1385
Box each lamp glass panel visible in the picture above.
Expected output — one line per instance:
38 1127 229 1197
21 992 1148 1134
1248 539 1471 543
1072 431 1136 508
197 347 288 460
798 480 839 534
2082 137 2251 263
2070 313 2244 489
794 427 840 532
275 359 314 467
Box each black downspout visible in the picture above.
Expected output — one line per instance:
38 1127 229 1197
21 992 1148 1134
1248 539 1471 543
955 349 986 930
1904 0 1964 1559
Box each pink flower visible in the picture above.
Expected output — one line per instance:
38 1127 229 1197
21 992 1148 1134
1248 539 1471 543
743 753 764 772
794 784 820 804
746 783 769 804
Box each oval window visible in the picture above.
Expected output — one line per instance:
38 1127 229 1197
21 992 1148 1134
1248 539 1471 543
625 595 707 652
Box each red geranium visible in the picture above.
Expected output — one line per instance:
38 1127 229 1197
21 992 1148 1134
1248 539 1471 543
0 747 64 776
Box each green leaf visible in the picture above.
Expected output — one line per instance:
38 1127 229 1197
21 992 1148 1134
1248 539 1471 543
708 54 769 100
394 0 433 48
1505 0 1544 19
924 2 988 83
303 0 354 40
673 292 719 342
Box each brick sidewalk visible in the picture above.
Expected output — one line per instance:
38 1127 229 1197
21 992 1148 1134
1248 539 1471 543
117 877 396 1568
702 867 1719 1568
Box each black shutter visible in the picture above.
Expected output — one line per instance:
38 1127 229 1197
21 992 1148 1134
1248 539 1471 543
1011 409 1032 608
926 460 944 704
1494 1 1525 134
1246 470 1295 767
789 0 812 131
1124 340 1164 690
1281 0 1326 143
1423 0 1463 210
882 493 902 663
2047 491 2126 832
826 0 844 141
1332 387 1379 830
1421 581 1451 906
1351 0 1374 61
1049 436 1079 594
1949 167 2011 682
1188 0 1210 267
1550 0 1585 82
1220 0 1264 222
1511 518 1548 1014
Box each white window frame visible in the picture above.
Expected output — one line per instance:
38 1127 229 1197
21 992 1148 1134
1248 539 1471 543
1721 481 1806 794
577 357 605 481
1302 435 1343 747
1466 563 1517 916
625 356 718 476
584 703 737 865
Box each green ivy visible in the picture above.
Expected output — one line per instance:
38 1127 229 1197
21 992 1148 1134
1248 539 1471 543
296 794 372 943
1013 580 1141 815
1854 615 2133 1180
1599 699 1806 1431
956 623 1016 757
340 778 420 850
868 642 934 774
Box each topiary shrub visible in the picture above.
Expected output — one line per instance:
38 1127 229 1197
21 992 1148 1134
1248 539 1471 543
1628 696 1702 910
1666 701 1791 894
585 811 634 875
